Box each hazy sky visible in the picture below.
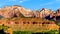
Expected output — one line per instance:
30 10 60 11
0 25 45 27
0 0 60 10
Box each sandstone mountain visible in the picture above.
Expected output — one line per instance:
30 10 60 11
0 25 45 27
39 8 54 18
0 5 60 21
0 5 59 32
0 5 34 18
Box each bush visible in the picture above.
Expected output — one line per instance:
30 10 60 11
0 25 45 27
13 31 32 34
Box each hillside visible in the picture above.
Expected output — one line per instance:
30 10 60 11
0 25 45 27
0 5 59 34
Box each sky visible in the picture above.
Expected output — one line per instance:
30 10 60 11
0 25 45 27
0 0 60 10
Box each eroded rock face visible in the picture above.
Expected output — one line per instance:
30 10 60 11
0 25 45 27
50 9 60 21
56 9 60 16
32 10 40 17
0 5 60 20
39 8 54 18
0 6 23 18
0 5 34 18
41 8 60 21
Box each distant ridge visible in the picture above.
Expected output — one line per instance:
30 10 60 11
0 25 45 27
0 5 60 22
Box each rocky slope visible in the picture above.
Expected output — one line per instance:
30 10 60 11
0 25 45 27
0 18 59 32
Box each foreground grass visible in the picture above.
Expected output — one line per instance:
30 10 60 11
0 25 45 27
13 30 59 34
